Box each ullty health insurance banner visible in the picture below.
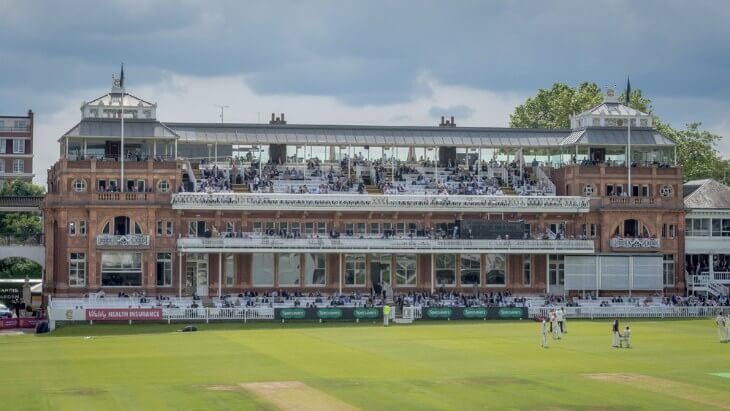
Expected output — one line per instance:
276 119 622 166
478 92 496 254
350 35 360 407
85 308 163 321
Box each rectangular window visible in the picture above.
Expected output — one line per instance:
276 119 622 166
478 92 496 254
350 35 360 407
226 221 235 233
383 222 392 235
101 252 143 286
225 254 235 287
523 255 532 286
252 253 274 286
156 253 172 286
395 254 417 286
0 139 5 154
523 223 531 238
79 220 87 236
166 221 173 236
485 254 506 285
305 253 326 285
317 222 327 235
68 221 76 236
395 223 406 235
157 221 164 236
548 254 565 286
370 223 380 235
69 252 86 287
435 254 456 286
344 254 366 286
663 254 675 286
253 221 262 233
460 254 481 286
13 139 24 154
12 159 23 174
687 218 710 237
277 253 300 286
304 222 314 235
0 159 4 174
291 222 300 237
641 185 650 197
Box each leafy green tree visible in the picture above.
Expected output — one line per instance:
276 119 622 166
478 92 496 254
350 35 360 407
509 82 603 129
0 180 45 196
510 82 728 183
0 257 41 279
2 212 41 237
657 122 726 182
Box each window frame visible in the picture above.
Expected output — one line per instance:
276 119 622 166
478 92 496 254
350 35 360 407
69 252 87 287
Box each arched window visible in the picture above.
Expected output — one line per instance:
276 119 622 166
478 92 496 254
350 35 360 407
618 219 651 238
102 216 143 235
158 180 170 193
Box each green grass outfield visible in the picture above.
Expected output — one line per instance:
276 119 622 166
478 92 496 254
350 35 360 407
1 319 728 410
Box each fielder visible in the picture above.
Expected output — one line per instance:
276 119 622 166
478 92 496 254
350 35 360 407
552 310 562 340
383 304 391 327
541 318 549 348
557 307 566 335
726 315 730 342
716 314 726 343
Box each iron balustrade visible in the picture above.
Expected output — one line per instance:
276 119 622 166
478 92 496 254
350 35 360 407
177 236 595 254
96 234 151 247
171 193 591 212
609 238 660 248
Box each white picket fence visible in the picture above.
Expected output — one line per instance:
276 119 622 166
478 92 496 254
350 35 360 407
528 306 730 319
162 307 275 322
401 305 730 320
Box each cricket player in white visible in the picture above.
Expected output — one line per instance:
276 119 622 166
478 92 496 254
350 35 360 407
541 318 549 348
557 308 566 335
552 310 561 340
724 314 730 343
717 314 726 343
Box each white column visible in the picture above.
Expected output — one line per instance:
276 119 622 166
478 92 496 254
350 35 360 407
174 139 178 159
339 253 343 295
153 141 156 157
430 253 435 293
178 253 183 298
218 252 222 300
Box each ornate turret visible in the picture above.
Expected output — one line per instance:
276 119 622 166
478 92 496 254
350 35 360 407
570 86 652 129
80 74 157 120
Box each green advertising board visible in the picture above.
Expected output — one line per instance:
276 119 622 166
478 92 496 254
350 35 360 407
353 307 379 319
497 307 525 319
462 307 488 319
278 308 307 320
275 307 382 321
424 307 453 319
420 306 527 320
316 308 344 320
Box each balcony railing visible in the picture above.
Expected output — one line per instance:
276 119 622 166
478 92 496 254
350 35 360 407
609 237 660 249
177 236 595 254
96 234 151 247
172 193 591 213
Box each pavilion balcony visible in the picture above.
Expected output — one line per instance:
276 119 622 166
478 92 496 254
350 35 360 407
176 236 595 254
609 237 660 250
171 193 591 213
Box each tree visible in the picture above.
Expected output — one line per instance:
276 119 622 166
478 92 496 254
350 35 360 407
509 82 603 129
0 180 45 196
2 212 41 238
658 122 728 183
510 82 728 183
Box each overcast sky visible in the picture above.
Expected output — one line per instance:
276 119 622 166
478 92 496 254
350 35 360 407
1 0 729 185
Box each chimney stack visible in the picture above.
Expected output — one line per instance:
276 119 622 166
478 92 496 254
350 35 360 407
439 115 456 127
269 112 287 125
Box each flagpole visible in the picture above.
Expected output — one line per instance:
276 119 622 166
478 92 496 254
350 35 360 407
121 83 125 192
627 111 631 196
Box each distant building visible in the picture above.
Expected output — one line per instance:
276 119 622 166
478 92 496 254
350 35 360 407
683 179 730 296
0 110 34 185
